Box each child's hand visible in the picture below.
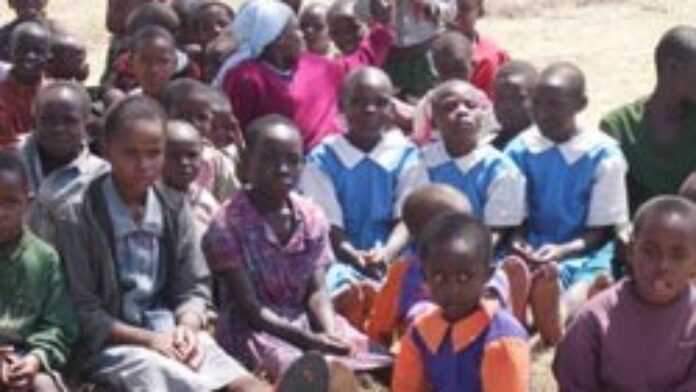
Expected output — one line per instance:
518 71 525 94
370 0 395 26
312 333 352 356
173 326 204 370
5 354 40 391
533 244 567 264
146 332 179 360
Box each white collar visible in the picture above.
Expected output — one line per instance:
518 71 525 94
327 129 413 170
519 126 615 165
423 139 491 173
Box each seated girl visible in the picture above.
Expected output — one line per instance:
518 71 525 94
202 114 391 381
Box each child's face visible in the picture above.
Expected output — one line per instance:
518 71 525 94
630 211 696 306
532 78 585 143
105 119 165 197
164 136 202 191
47 40 89 81
131 37 177 97
424 236 491 322
433 85 486 156
11 28 51 83
454 0 480 37
196 6 232 45
171 94 215 137
328 14 364 55
35 89 87 161
494 74 534 133
0 170 28 246
300 6 331 56
343 77 393 142
246 126 304 202
211 101 242 148
9 0 47 20
433 47 472 82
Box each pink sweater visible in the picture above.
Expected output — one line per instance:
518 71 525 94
222 25 394 152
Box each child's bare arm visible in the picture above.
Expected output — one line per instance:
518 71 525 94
306 269 337 335
329 226 368 270
533 227 612 264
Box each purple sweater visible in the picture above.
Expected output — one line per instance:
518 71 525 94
554 279 696 392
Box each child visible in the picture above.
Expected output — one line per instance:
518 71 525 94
202 114 391 381
367 183 472 344
602 26 696 214
392 212 529 392
173 0 204 48
300 67 420 327
490 60 538 151
216 0 395 152
0 0 49 61
554 196 696 391
128 25 178 99
0 22 50 147
411 30 494 146
327 0 366 56
162 78 241 202
300 3 332 57
356 0 457 98
18 82 109 244
193 1 234 49
45 28 90 82
504 63 629 345
408 80 526 248
50 95 273 391
0 151 78 392
451 0 510 99
160 120 220 235
203 31 239 83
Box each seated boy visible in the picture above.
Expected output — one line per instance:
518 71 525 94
490 60 538 151
554 196 696 391
0 150 78 392
602 26 696 214
392 212 529 392
45 27 90 82
159 120 220 235
0 0 50 61
19 82 110 244
0 22 51 147
162 78 241 202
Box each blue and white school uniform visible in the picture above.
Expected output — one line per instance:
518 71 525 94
408 139 526 227
300 130 421 293
505 127 629 289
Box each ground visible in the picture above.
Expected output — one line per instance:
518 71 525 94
0 0 692 390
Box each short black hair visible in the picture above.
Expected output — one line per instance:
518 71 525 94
130 25 177 54
126 3 181 35
103 95 167 140
496 59 538 84
9 21 49 56
432 30 473 59
633 195 696 238
34 81 92 118
340 66 393 107
0 150 28 188
655 25 696 76
538 61 586 96
161 78 215 114
194 1 235 25
418 212 492 267
245 114 300 154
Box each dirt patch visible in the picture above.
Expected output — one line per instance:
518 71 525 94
486 0 626 17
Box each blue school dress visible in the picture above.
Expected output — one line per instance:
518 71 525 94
300 130 421 293
505 127 629 288
410 139 526 227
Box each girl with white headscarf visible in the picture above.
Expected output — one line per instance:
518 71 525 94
216 0 396 152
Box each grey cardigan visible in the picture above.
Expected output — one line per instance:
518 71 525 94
53 174 212 357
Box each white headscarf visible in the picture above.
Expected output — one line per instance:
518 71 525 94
212 0 296 87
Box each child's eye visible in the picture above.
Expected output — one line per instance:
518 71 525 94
432 274 445 285
457 273 471 284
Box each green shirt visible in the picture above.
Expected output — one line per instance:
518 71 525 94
601 98 696 214
0 229 78 371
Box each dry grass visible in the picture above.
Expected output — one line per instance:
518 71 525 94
0 0 693 390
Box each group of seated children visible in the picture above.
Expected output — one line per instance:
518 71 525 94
1 0 696 391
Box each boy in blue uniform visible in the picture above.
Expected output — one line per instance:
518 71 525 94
505 62 629 345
